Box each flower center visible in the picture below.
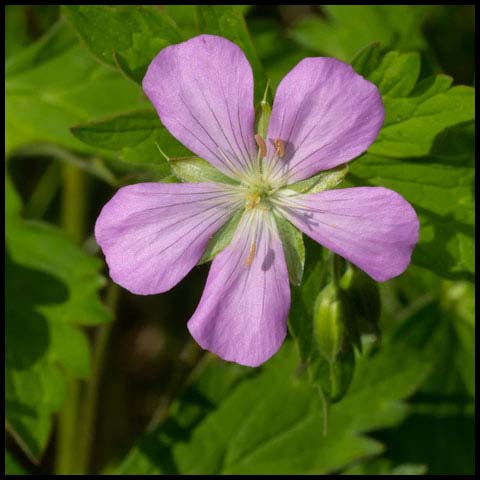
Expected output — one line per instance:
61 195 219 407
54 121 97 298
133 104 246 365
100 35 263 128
244 181 275 211
238 134 287 211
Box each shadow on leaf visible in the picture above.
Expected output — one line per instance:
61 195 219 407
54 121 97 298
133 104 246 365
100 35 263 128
6 248 69 370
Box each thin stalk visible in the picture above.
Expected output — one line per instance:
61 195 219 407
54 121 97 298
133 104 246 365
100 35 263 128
316 384 329 437
76 283 120 474
146 340 203 432
24 160 61 219
330 253 343 289
55 163 87 474
61 162 87 242
18 143 118 187
55 378 81 474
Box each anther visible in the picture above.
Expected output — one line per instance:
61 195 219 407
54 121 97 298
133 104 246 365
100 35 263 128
245 243 256 267
274 139 285 158
255 134 267 158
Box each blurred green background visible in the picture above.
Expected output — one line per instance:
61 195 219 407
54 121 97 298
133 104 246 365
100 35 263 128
5 5 474 475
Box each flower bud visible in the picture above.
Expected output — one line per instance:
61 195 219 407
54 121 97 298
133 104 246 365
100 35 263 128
309 345 355 403
313 283 346 364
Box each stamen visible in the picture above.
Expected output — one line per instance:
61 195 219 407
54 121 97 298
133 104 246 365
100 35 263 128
245 192 260 209
274 139 285 158
255 134 267 158
245 243 256 267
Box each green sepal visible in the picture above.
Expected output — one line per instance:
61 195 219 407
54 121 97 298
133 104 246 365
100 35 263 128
198 209 243 265
313 283 346 363
308 345 356 403
169 156 239 185
288 163 349 194
275 215 305 286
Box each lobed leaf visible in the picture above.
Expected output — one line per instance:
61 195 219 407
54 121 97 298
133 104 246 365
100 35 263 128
111 338 432 474
71 110 190 177
5 21 146 156
5 175 110 459
63 5 183 83
349 50 475 281
289 5 434 61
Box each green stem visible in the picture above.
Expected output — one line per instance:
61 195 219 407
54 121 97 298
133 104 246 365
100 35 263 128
55 163 87 474
146 340 203 432
25 160 61 219
55 378 81 474
76 283 120 474
330 253 343 289
18 143 118 187
61 162 87 242
317 384 329 437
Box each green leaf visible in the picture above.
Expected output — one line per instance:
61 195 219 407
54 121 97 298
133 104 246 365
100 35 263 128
5 21 146 156
248 15 314 91
63 5 183 83
169 156 237 185
373 82 474 157
342 458 427 475
7 221 109 327
349 42 383 78
197 6 266 103
288 239 327 363
289 164 349 194
164 5 200 39
112 338 432 474
5 173 22 221
339 265 381 340
5 6 30 59
71 110 191 176
198 210 243 265
365 55 475 158
310 347 356 403
369 51 421 97
5 450 28 475
350 123 474 281
6 175 110 460
275 216 305 286
6 361 66 461
289 6 434 61
5 6 60 60
348 49 475 281
374 276 474 475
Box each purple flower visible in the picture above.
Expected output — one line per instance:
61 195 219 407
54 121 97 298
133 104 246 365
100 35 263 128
95 35 419 367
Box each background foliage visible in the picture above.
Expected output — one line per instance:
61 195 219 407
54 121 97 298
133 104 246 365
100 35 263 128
5 5 474 475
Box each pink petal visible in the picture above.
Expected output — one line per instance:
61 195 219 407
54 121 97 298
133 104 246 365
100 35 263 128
277 187 419 282
143 35 257 181
264 58 384 184
188 210 290 367
95 182 241 295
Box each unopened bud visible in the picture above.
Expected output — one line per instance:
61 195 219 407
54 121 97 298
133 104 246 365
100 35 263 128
313 283 346 364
